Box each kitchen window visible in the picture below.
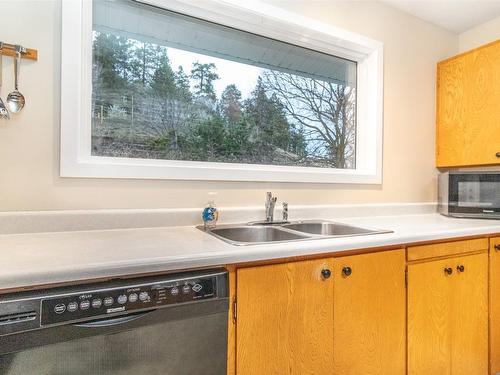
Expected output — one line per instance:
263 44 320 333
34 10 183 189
61 0 383 183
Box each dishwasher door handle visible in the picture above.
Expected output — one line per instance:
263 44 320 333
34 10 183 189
73 310 154 328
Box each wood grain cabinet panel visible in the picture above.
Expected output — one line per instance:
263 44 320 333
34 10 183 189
436 40 500 167
407 238 489 262
235 258 334 375
408 257 453 375
332 249 406 375
408 253 488 375
451 254 489 375
490 237 500 375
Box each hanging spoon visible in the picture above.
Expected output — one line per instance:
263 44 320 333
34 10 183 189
6 46 25 114
0 42 10 120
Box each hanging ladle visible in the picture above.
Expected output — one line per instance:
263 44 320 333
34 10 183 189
0 42 10 119
6 46 25 114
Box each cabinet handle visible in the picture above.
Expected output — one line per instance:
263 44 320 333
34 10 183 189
495 244 500 251
444 267 453 275
342 266 352 277
321 269 332 280
457 265 465 273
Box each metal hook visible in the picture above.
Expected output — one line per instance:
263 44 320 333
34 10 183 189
15 45 27 55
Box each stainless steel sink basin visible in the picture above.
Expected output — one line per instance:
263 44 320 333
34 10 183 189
207 226 310 245
198 220 392 246
282 221 385 236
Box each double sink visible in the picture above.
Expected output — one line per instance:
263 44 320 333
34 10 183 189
199 220 392 246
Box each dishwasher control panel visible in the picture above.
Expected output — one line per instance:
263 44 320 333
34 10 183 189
41 275 217 326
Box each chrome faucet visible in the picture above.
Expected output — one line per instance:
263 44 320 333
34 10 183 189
265 192 277 222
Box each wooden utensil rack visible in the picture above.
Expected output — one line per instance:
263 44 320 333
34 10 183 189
0 42 38 61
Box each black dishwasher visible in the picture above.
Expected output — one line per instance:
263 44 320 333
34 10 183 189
0 268 228 375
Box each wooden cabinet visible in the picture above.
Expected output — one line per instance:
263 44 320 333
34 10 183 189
436 40 500 167
231 237 495 375
408 253 488 375
490 237 500 374
234 250 406 375
235 258 334 375
332 249 406 375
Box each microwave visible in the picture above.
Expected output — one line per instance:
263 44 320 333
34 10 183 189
438 172 500 219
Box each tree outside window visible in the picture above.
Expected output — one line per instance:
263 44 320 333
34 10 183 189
91 31 356 169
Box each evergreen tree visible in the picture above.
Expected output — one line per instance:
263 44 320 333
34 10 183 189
219 84 242 123
174 66 192 101
92 32 131 90
245 79 288 148
223 118 251 160
130 42 167 87
190 62 219 99
190 115 226 160
150 54 176 96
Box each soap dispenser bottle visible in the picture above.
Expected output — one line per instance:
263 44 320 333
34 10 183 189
202 199 219 230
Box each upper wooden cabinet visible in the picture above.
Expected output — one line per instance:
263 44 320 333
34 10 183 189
333 249 406 375
235 258 334 375
436 40 500 167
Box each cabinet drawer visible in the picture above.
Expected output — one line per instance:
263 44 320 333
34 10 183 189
407 238 488 262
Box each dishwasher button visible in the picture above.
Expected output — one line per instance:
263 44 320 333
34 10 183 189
182 285 191 294
170 287 179 296
104 297 114 306
67 302 78 312
192 284 203 293
117 295 127 304
91 298 102 308
79 300 90 310
54 304 66 314
128 293 138 303
139 292 149 301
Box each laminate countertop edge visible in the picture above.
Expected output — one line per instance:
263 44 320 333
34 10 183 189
1 213 500 292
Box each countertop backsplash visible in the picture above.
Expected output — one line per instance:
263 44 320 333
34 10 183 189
0 203 437 235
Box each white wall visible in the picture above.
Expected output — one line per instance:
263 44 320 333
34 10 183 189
0 0 457 211
459 15 500 52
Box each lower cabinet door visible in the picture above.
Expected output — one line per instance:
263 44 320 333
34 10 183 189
451 253 488 375
236 258 334 375
408 253 488 375
491 237 500 375
333 249 406 375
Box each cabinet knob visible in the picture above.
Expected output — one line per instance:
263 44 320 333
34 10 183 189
457 265 465 273
496 152 500 158
321 269 332 280
495 244 500 251
342 266 352 277
444 267 453 275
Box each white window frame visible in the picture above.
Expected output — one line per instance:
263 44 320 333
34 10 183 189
60 0 384 184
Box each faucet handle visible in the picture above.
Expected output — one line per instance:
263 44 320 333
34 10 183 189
282 202 288 221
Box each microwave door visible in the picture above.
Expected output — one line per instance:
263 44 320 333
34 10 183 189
450 174 500 218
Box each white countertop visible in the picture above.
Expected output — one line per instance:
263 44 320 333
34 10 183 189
1 213 500 291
